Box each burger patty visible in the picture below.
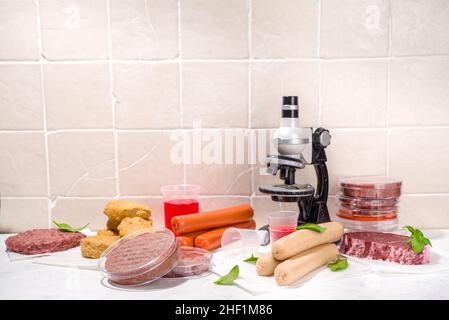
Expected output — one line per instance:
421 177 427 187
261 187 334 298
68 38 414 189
5 229 86 255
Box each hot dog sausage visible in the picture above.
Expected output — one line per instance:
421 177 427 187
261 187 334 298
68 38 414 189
271 222 343 260
274 243 339 286
256 252 281 276
177 236 193 247
171 204 254 235
194 219 256 251
176 229 214 247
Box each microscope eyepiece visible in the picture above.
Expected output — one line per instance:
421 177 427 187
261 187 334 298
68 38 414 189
282 109 298 118
282 96 298 106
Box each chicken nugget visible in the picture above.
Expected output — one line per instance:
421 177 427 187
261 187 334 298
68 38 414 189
103 200 151 222
117 217 153 237
106 217 121 231
97 229 119 237
81 235 119 259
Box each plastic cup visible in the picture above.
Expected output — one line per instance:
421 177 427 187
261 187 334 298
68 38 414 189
268 211 298 243
221 228 268 258
160 184 200 231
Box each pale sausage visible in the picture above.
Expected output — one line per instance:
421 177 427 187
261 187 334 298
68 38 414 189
274 243 339 286
256 252 281 276
271 222 343 260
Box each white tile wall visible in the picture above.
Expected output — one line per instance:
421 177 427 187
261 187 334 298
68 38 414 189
0 1 39 60
39 0 109 60
110 0 178 60
1 0 449 231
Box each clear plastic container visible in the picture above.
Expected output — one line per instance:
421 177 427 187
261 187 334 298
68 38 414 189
336 207 398 220
268 211 298 243
338 195 399 211
98 229 181 286
164 247 212 278
220 228 268 257
339 176 402 199
336 215 398 232
161 184 200 231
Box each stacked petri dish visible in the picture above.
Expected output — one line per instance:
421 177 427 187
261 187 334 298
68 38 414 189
336 176 402 232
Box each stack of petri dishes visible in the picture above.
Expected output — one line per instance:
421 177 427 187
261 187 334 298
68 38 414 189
336 176 402 231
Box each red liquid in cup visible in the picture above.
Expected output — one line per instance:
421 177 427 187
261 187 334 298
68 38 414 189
269 225 296 243
164 199 199 232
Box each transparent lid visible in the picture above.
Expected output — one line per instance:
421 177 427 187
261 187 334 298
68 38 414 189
164 246 212 279
98 229 181 285
336 207 398 220
336 215 399 232
338 176 402 199
339 176 402 189
338 195 399 210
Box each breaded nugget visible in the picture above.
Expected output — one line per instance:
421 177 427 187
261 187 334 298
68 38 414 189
106 217 121 231
103 200 151 222
97 229 119 237
117 217 153 237
81 235 119 259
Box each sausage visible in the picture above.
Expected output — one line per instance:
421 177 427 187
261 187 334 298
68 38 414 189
256 252 281 276
271 222 343 260
194 219 256 251
171 204 254 235
274 243 339 286
177 236 193 247
176 229 214 247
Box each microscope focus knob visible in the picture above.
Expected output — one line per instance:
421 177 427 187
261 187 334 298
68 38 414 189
313 128 331 148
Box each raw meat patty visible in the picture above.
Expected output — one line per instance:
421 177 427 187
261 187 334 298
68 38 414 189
339 232 430 265
5 229 86 255
104 231 181 285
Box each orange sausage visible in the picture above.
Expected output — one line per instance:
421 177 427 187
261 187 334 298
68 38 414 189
177 236 193 247
171 204 254 234
176 229 214 247
194 219 256 251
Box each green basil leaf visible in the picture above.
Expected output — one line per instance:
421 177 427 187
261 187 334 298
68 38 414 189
296 223 327 233
328 255 348 272
405 225 432 253
214 265 239 285
53 220 89 233
243 254 258 264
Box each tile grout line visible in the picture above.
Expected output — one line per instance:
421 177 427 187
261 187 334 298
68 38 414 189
177 0 186 184
4 192 449 200
386 0 393 178
106 0 120 198
34 0 52 227
2 54 449 65
317 0 322 126
2 124 449 135
248 0 254 199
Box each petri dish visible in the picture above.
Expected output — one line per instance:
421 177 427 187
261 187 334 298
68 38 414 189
338 196 399 211
163 246 212 279
98 229 181 286
335 215 399 232
339 176 402 199
336 207 398 221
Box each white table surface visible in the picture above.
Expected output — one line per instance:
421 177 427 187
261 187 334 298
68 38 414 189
1 232 449 300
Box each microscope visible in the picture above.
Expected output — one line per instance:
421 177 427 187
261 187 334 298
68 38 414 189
259 96 332 225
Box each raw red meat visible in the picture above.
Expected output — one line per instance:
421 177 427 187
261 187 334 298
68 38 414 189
104 230 181 285
339 176 402 199
5 229 86 255
164 247 212 278
339 232 430 265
